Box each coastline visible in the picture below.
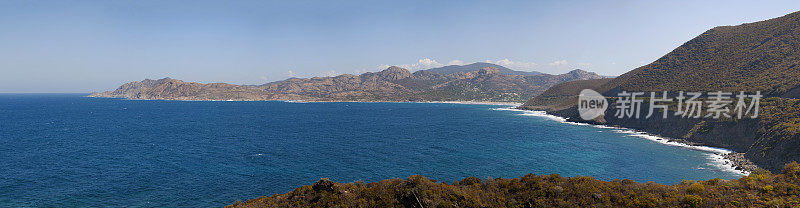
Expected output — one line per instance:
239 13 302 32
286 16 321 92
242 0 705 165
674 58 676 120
496 107 754 176
86 95 523 106
294 100 522 106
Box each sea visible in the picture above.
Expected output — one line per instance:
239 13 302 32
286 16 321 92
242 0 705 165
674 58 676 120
0 94 744 207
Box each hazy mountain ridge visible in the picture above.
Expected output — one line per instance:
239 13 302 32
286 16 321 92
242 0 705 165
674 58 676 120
521 10 800 172
91 63 603 102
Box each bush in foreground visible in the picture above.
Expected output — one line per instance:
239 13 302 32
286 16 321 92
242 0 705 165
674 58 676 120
228 162 800 207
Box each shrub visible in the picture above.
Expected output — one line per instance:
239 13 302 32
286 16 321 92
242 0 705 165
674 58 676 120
682 195 703 208
784 162 800 178
312 178 335 192
227 162 800 208
761 185 774 193
687 183 706 194
458 176 482 186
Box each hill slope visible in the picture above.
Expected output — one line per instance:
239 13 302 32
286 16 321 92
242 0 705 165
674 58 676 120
521 11 800 172
600 11 800 96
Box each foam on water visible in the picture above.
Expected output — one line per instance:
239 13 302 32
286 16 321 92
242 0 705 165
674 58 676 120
493 107 749 176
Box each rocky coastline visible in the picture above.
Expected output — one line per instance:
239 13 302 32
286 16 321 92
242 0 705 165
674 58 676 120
514 106 759 174
723 153 759 173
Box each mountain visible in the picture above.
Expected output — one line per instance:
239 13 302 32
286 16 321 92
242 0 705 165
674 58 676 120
425 62 543 76
523 78 613 110
88 78 309 101
599 10 800 96
91 64 603 103
521 11 800 172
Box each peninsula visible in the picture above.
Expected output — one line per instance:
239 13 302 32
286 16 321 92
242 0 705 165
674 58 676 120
89 63 603 103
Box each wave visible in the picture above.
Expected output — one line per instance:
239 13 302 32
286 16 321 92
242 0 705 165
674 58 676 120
493 107 749 176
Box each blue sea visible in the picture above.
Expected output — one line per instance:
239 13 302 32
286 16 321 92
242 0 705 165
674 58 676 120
0 94 743 207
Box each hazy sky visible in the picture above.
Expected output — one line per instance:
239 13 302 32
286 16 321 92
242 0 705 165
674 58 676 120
1 0 798 93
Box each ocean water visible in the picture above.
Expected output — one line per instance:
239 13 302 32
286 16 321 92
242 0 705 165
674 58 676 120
0 94 743 207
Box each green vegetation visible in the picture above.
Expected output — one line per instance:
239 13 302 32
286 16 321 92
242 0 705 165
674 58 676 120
746 98 800 171
523 78 612 110
229 163 800 207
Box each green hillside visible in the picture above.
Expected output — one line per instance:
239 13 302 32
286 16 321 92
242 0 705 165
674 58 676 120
600 11 800 96
522 11 800 172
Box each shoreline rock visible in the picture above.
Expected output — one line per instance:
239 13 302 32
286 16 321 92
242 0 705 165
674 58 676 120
723 152 759 173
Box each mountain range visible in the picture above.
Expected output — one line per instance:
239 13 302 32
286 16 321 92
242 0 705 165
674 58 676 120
90 62 603 103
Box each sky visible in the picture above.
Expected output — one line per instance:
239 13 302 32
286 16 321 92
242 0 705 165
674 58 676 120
0 0 799 93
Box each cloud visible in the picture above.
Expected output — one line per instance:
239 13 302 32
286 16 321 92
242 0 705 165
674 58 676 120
284 70 296 77
548 60 569 67
404 58 444 70
447 60 464 66
320 70 337 77
488 59 538 71
260 76 268 81
417 58 443 69
381 58 445 71
353 68 372 74
494 59 514 66
577 62 592 69
382 58 538 72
